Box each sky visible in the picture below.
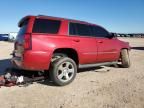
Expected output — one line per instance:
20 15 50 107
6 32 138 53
0 0 144 33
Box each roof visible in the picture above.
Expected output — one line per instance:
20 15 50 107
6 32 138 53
18 15 96 27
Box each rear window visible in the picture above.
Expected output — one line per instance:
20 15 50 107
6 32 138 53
32 19 61 34
17 18 29 36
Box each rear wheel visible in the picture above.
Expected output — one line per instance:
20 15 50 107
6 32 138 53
51 53 67 62
50 57 77 86
119 49 130 68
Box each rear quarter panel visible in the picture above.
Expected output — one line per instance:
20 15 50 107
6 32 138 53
30 34 79 69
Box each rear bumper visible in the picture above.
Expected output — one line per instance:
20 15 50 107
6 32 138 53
11 56 22 68
11 51 52 71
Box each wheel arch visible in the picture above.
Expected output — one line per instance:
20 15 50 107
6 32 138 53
52 48 79 65
120 48 129 57
120 48 130 52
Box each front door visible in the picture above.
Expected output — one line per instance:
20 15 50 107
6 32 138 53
90 25 119 62
96 37 119 62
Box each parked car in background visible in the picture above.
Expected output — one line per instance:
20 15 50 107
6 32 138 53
0 34 9 41
8 32 17 42
12 15 131 86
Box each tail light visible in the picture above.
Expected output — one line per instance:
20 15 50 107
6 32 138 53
14 41 18 50
24 33 32 50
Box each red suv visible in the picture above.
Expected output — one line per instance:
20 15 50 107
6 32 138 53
12 15 130 86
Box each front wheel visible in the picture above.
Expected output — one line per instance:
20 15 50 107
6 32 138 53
50 57 77 86
119 49 131 68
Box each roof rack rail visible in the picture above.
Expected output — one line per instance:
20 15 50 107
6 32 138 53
37 15 61 19
36 15 66 20
36 15 90 24
37 15 49 17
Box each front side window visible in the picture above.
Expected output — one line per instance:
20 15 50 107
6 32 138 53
91 26 109 37
32 19 61 34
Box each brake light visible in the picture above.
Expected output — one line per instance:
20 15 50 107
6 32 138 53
24 34 31 50
14 41 18 50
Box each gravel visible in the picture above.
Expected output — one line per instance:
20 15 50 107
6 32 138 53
0 38 144 108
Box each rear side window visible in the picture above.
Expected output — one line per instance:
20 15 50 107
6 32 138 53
32 19 61 34
69 23 92 36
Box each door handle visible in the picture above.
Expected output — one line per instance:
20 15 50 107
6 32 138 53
73 39 80 42
98 41 103 43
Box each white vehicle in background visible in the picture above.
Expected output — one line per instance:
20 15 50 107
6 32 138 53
8 32 17 42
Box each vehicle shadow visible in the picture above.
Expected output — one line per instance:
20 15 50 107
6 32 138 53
78 67 104 73
0 59 55 86
0 59 112 87
132 47 144 50
0 59 12 75
79 65 113 73
40 66 111 86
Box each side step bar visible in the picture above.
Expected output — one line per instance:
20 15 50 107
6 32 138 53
79 61 117 69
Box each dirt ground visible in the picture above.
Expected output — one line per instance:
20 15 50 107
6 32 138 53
0 38 144 108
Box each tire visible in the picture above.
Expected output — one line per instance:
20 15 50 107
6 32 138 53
50 57 77 86
47 53 67 79
51 53 67 62
120 49 131 68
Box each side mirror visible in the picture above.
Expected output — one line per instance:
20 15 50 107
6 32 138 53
107 33 116 39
